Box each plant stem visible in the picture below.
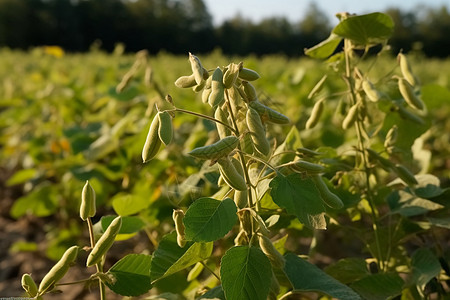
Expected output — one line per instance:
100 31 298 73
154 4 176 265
200 261 221 281
173 107 236 134
343 39 384 271
87 218 106 300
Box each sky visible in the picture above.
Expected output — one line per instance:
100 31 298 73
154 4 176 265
203 0 450 25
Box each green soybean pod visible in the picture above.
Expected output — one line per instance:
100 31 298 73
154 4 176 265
307 74 327 99
234 189 248 209
246 107 270 156
223 63 240 89
80 180 96 221
189 53 204 85
394 164 418 186
188 136 239 160
291 160 325 174
22 274 38 297
311 175 344 209
39 246 79 294
142 113 162 162
384 125 398 149
342 103 359 129
366 149 394 171
173 209 186 248
249 101 290 124
398 78 424 111
296 147 322 157
258 234 285 269
202 87 211 104
217 157 247 191
208 67 225 107
174 74 197 88
214 107 231 139
86 216 122 267
396 104 425 124
362 80 382 103
158 111 173 146
398 53 417 86
238 68 260 81
242 81 258 102
187 262 204 282
305 99 324 129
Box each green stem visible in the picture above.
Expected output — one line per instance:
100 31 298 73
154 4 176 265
343 39 384 272
200 261 221 281
173 107 236 134
87 218 106 300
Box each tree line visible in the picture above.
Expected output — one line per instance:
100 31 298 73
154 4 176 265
0 0 448 57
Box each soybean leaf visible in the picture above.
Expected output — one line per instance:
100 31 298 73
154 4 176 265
427 217 450 229
414 174 444 198
105 254 152 296
350 273 404 300
325 258 370 284
220 246 272 300
10 184 58 218
284 253 361 299
100 215 145 234
388 190 443 216
270 173 326 229
150 232 212 281
333 12 394 46
6 168 38 186
410 248 441 292
112 193 150 216
183 197 237 242
304 33 343 59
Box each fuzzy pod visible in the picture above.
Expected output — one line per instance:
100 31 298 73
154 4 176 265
201 87 212 104
39 246 79 294
242 81 258 102
384 125 398 149
234 189 248 209
214 107 231 139
398 78 424 111
174 74 197 88
342 103 359 129
234 230 249 246
240 132 254 155
238 68 260 81
188 136 239 160
22 274 38 297
291 160 325 174
208 67 225 107
223 63 240 89
86 216 122 267
246 107 270 156
398 53 417 86
366 149 394 171
187 262 204 282
296 147 321 157
189 53 204 85
142 113 162 162
394 164 418 186
217 157 247 191
158 111 173 146
362 80 382 103
311 175 344 209
237 209 253 236
248 101 290 125
80 180 96 221
173 209 186 247
258 234 286 269
305 99 324 129
396 105 425 124
307 75 327 99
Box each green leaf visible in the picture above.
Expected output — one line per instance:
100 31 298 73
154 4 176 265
421 84 450 110
427 217 450 229
271 126 303 166
220 246 272 300
284 253 361 299
10 184 58 218
414 174 444 198
6 168 38 186
105 254 152 296
304 33 343 59
325 258 370 284
350 273 404 300
112 193 150 216
333 12 394 46
410 248 441 292
150 232 212 281
183 197 237 242
100 215 146 235
388 190 444 217
270 173 326 229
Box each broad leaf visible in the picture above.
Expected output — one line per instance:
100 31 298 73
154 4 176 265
105 254 152 296
414 174 444 198
10 184 58 218
284 253 361 299
388 190 443 216
427 217 450 229
6 168 38 186
305 33 342 59
197 285 225 299
100 215 145 235
270 173 326 229
410 248 441 292
333 12 394 46
150 232 212 281
112 193 150 216
325 258 370 284
350 273 404 300
183 197 237 242
220 246 272 300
